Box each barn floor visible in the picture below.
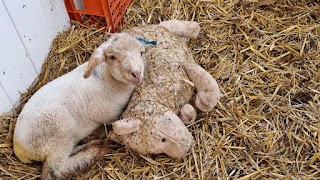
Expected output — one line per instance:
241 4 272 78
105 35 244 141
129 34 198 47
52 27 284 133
1 0 320 179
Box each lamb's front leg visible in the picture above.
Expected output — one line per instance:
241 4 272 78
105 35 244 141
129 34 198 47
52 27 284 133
183 63 221 112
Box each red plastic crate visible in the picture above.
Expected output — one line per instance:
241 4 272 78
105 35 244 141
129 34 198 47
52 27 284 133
64 0 133 32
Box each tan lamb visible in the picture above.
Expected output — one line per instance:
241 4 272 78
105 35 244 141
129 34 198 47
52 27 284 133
109 20 221 158
13 33 145 179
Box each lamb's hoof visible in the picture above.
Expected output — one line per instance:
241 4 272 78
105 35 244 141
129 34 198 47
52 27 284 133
89 140 110 160
41 166 57 180
75 140 110 160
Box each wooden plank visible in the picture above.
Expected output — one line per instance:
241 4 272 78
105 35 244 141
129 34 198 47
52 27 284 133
0 1 38 111
0 84 13 114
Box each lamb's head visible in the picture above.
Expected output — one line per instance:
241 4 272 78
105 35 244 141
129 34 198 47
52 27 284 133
109 111 193 158
84 33 145 85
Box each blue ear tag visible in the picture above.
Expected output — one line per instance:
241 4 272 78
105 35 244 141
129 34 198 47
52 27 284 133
136 38 157 47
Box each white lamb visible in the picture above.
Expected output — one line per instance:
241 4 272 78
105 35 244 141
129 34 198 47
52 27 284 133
13 33 145 179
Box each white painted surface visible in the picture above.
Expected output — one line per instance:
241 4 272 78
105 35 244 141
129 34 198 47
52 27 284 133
3 0 70 73
0 0 70 114
0 84 13 114
40 0 70 43
0 0 38 110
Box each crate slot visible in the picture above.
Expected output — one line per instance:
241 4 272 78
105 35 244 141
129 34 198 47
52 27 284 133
74 0 85 10
64 0 132 32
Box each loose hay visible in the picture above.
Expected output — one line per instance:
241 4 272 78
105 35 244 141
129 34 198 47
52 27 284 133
1 0 320 179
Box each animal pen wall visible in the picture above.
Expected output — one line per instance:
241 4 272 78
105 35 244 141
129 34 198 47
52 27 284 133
0 0 70 114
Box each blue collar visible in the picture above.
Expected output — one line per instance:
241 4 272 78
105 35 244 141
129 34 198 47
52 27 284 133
136 38 157 46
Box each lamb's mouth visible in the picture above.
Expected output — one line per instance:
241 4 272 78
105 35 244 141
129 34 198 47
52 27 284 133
129 77 143 85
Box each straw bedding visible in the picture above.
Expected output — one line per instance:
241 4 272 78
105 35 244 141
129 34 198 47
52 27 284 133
1 0 319 179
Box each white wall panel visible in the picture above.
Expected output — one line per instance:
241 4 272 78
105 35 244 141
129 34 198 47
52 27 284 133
40 0 70 38
3 0 70 73
0 84 13 114
0 0 38 112
0 0 70 114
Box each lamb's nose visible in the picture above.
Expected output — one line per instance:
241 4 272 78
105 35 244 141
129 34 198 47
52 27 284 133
132 71 140 79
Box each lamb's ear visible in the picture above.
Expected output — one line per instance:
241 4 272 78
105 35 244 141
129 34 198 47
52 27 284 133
112 118 141 135
83 35 118 78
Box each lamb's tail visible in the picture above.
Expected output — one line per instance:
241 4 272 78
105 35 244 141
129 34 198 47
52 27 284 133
13 138 33 163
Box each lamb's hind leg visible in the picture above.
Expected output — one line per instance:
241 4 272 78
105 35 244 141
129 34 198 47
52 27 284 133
183 63 221 112
42 140 109 180
159 20 201 39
